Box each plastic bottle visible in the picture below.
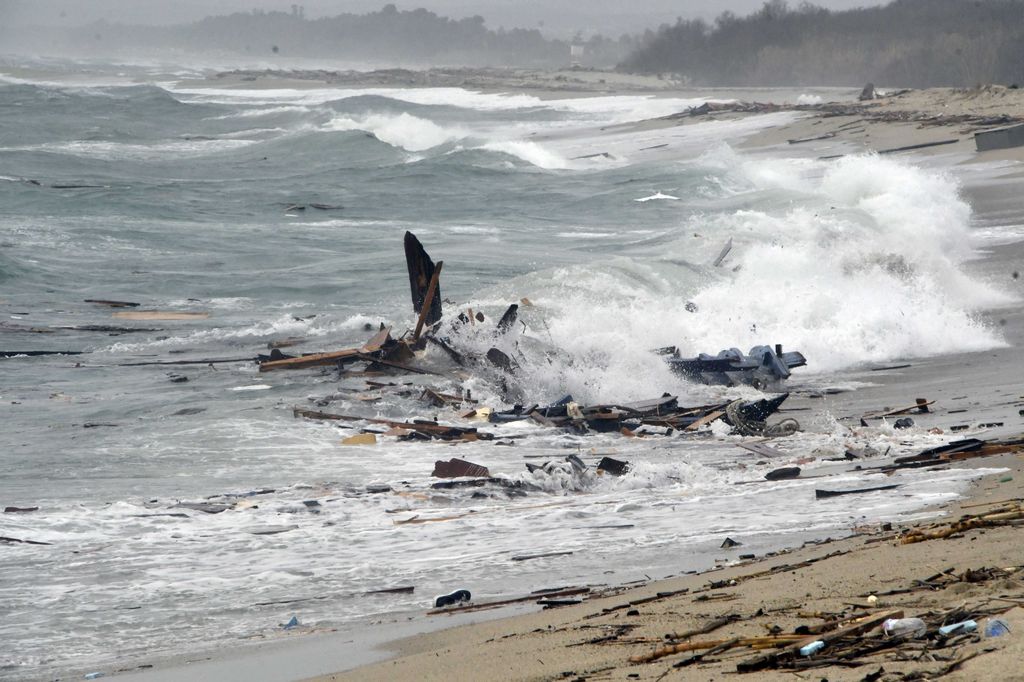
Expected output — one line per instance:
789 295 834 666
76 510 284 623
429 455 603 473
799 640 825 656
938 619 977 636
985 618 1011 638
882 617 927 638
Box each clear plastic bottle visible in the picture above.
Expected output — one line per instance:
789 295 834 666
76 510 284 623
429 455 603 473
938 619 977 636
799 640 825 656
882 617 927 638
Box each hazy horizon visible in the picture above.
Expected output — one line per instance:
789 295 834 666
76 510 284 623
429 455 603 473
1 0 892 37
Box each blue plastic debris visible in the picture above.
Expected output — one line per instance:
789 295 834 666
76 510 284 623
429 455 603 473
985 618 1011 638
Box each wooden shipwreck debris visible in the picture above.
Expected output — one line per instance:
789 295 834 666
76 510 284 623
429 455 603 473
111 311 209 320
294 407 493 441
490 393 789 436
815 484 900 499
404 230 442 329
432 458 490 478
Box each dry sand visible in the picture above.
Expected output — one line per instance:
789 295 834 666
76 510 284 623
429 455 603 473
298 85 1024 682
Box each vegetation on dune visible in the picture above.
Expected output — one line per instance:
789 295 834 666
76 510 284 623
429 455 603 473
619 0 1024 87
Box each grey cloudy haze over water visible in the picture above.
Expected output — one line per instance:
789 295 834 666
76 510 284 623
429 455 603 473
3 0 891 36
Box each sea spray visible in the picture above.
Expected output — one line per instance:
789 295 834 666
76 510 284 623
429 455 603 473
445 150 1009 405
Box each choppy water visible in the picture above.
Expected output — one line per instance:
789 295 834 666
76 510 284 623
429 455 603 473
0 57 1016 680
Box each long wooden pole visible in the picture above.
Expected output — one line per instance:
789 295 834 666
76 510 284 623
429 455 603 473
413 260 443 342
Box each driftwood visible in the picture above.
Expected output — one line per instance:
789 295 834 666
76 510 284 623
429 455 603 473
630 635 804 664
84 298 139 308
900 503 1024 544
111 311 209 320
735 609 902 672
293 407 491 441
815 484 900 499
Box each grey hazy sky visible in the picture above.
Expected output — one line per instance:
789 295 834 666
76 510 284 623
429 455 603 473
1 1 892 36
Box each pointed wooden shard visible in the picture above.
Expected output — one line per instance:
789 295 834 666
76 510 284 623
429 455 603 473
404 231 442 327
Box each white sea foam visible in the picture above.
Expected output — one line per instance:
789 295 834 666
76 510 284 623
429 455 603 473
478 140 572 169
636 191 680 202
445 152 1010 407
324 112 465 151
2 138 255 160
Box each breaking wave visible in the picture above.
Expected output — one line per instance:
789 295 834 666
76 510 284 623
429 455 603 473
448 151 1010 405
324 111 466 152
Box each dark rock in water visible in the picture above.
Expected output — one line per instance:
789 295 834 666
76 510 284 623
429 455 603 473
434 589 471 608
597 456 630 476
765 466 801 481
893 417 914 429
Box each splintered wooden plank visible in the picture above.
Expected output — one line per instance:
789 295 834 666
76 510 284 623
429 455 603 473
258 347 360 372
112 311 209 320
684 410 724 432
413 261 443 342
85 299 139 308
866 399 935 418
261 327 395 373
361 326 392 353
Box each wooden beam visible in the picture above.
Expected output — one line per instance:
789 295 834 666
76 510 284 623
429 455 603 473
413 260 443 342
258 348 360 372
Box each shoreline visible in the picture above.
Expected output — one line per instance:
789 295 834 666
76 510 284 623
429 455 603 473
304 308 1024 682
304 85 1024 682
310 454 1024 682
78 77 1024 681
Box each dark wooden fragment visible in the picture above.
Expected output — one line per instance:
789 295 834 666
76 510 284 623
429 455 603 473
2 350 85 358
84 299 140 308
597 457 630 476
815 484 900 499
433 458 491 478
496 304 519 333
404 231 442 326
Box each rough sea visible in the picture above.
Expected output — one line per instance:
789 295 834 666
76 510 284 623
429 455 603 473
0 57 1016 681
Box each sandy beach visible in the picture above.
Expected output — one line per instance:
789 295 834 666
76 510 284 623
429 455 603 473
286 83 1024 682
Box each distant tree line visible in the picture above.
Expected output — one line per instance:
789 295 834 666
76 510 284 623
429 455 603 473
42 5 637 68
619 0 1024 87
